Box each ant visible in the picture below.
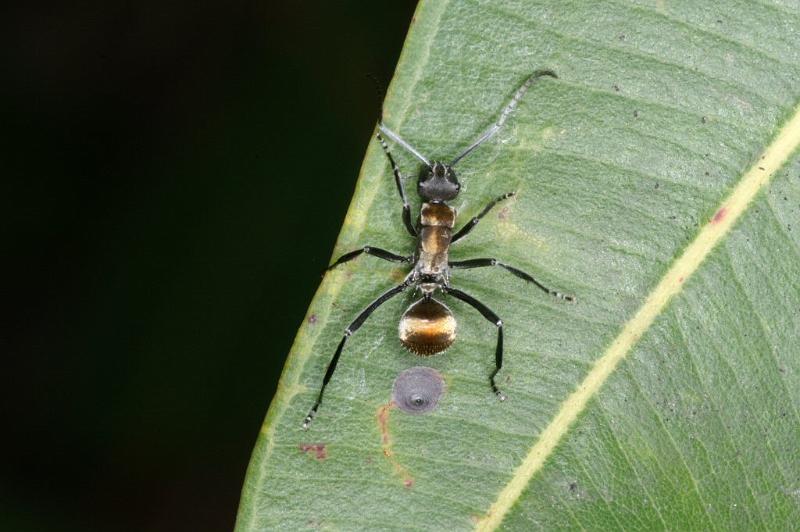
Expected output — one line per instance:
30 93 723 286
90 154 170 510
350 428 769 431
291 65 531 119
303 70 574 429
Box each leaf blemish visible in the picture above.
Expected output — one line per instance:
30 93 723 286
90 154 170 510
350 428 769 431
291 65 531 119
712 207 728 224
299 443 327 460
392 366 444 414
377 401 395 446
376 401 414 488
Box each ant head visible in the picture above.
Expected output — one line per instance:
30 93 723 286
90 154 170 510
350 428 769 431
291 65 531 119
418 161 460 202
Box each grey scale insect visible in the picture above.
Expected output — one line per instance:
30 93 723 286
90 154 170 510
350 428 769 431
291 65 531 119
303 70 574 429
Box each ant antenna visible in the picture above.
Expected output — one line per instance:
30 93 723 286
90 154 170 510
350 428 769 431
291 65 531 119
378 123 431 167
366 73 387 121
369 72 432 167
450 69 557 167
367 73 386 99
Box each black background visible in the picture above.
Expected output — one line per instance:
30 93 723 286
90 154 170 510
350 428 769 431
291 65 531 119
3 2 417 530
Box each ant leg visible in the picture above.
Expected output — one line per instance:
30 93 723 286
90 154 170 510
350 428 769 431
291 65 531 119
449 258 575 302
327 246 410 271
444 287 507 401
451 192 515 243
377 132 418 237
451 70 557 165
303 281 409 429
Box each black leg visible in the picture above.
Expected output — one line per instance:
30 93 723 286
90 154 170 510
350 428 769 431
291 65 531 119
377 132 418 237
327 246 410 271
303 281 409 428
451 192 515 243
449 258 575 302
444 287 507 401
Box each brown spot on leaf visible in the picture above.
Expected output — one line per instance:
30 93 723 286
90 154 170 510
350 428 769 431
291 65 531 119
377 401 394 445
376 401 414 487
712 207 728 224
299 443 327 460
308 314 317 325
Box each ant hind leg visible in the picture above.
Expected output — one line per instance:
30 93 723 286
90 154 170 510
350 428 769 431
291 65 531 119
303 281 409 429
444 287 507 401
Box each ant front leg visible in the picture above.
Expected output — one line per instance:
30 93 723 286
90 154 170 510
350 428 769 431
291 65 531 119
327 246 411 271
451 192 515 244
449 258 575 302
444 287 507 401
303 281 409 429
377 132 417 237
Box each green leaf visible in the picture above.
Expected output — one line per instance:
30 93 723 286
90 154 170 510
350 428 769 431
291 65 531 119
237 1 800 529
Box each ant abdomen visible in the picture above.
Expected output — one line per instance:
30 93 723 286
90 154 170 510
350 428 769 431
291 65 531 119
398 298 457 356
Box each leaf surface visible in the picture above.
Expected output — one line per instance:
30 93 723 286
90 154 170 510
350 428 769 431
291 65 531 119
237 1 800 529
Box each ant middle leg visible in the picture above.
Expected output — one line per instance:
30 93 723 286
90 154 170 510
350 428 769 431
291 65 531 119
451 192 515 243
327 246 411 271
444 287 507 400
303 281 410 429
449 258 575 302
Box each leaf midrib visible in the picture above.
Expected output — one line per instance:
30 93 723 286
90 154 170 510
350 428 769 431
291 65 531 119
475 100 800 531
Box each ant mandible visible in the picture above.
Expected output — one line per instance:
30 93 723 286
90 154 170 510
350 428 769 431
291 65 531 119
303 70 574 429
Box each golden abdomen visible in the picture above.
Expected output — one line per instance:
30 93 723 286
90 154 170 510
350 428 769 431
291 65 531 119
398 298 457 356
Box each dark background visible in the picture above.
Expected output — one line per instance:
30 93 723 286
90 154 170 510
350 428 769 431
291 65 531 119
2 2 417 530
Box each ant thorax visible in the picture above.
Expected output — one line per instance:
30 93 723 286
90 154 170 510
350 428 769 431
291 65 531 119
415 202 456 281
